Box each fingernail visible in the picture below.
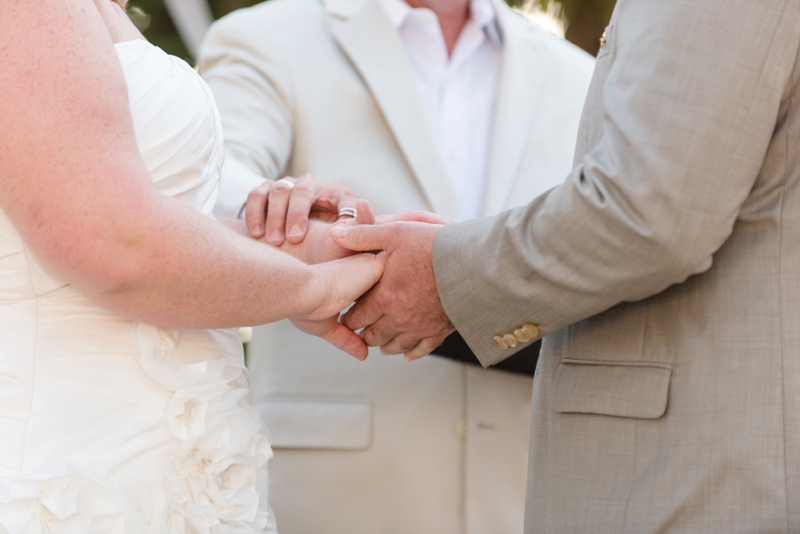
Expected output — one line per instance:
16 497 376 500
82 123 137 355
330 225 350 239
287 225 303 238
252 225 263 236
269 229 282 243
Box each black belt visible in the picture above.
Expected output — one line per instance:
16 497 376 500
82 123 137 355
431 331 540 376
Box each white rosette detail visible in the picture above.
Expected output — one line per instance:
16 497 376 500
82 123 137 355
0 465 135 534
133 323 275 534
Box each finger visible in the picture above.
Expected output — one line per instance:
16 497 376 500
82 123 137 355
375 211 451 226
310 252 387 321
319 321 370 360
284 174 317 244
327 181 359 218
264 177 296 245
305 181 357 220
330 222 398 252
403 336 445 362
335 199 373 231
354 199 374 225
380 333 423 356
245 180 273 238
340 288 384 331
360 316 402 348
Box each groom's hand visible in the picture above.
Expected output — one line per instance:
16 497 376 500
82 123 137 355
331 221 455 361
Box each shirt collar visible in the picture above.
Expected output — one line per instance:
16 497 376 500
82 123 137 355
375 0 502 47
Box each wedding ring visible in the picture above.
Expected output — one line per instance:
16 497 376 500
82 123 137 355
338 207 358 219
273 178 295 189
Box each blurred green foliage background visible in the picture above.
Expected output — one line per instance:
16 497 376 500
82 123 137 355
130 0 616 61
528 0 616 55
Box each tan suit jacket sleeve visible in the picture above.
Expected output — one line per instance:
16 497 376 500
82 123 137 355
433 0 800 367
198 13 295 218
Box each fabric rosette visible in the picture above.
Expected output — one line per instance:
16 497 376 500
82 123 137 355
134 323 275 533
0 465 133 534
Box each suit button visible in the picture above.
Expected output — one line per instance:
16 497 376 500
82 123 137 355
514 328 530 343
503 333 519 348
521 323 540 340
493 335 509 350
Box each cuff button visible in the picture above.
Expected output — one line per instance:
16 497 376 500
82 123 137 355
514 328 530 343
502 334 519 348
521 323 540 339
493 335 509 350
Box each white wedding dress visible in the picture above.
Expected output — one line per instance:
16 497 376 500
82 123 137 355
0 40 277 533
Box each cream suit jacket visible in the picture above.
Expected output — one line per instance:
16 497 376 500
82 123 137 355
433 0 800 532
199 1 593 532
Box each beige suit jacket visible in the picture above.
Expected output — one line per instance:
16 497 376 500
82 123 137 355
433 0 800 531
199 0 593 532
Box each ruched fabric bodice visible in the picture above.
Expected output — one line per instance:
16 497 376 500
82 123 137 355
0 40 276 533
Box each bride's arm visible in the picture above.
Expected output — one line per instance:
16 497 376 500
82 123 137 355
0 0 383 357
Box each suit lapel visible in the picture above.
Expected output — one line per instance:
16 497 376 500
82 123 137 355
327 0 458 220
483 1 544 216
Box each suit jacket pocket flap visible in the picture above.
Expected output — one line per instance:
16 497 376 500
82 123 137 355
255 398 372 450
553 359 672 419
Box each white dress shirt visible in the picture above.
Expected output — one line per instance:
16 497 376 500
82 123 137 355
376 0 503 222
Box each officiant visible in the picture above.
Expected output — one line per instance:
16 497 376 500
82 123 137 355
199 0 592 531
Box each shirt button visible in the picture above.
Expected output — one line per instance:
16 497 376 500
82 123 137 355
455 419 468 440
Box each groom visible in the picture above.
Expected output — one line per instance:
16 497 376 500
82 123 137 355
199 0 592 531
332 0 800 531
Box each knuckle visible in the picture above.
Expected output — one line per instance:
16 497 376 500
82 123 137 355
364 328 379 344
376 292 395 311
402 338 418 351
328 181 347 193
266 212 285 225
271 185 290 197
293 183 314 195
247 189 265 202
395 313 415 330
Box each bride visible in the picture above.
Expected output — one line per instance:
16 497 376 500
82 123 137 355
0 0 385 531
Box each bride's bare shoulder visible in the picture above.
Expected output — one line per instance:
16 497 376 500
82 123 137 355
0 0 148 279
93 0 146 44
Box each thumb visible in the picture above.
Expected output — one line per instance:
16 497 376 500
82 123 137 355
309 252 386 319
330 222 396 252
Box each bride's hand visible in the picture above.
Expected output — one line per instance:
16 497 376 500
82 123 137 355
290 252 386 359
244 174 362 246
276 199 375 264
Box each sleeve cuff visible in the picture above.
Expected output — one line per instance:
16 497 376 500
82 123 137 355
214 156 268 220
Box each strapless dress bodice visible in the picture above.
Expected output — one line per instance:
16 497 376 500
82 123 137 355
0 40 276 533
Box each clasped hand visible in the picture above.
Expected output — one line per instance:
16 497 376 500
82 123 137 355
245 175 455 361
